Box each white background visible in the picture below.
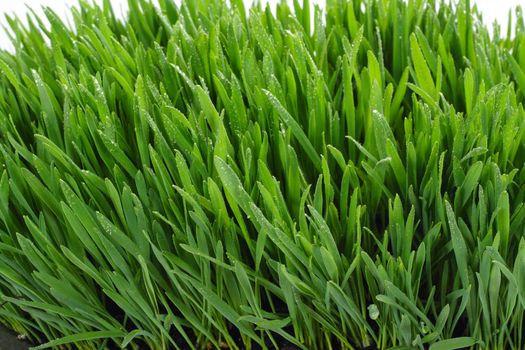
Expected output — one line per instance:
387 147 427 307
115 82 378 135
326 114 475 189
0 0 523 49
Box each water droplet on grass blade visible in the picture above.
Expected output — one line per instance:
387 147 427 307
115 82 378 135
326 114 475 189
368 304 379 320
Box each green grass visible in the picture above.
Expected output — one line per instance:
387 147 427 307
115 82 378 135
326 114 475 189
0 0 525 348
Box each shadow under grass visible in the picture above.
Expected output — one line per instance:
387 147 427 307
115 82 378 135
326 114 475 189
0 325 30 350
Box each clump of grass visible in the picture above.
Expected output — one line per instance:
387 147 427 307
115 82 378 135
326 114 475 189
0 0 525 349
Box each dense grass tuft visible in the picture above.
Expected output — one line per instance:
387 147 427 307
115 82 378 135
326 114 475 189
1 0 525 349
